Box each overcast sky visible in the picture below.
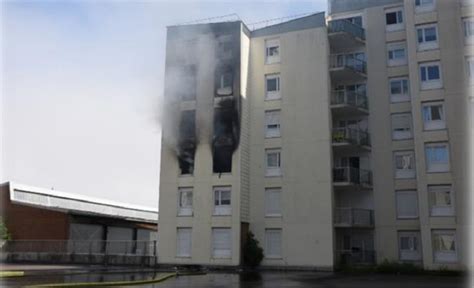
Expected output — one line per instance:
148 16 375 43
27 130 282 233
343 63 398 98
1 0 326 209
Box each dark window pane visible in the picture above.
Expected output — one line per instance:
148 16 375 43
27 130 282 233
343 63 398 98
427 66 440 80
425 27 437 41
386 12 397 25
267 78 278 91
420 67 427 81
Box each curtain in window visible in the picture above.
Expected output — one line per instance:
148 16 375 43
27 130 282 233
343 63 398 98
433 234 455 252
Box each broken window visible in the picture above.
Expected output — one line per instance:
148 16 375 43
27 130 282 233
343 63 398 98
216 66 233 96
212 99 239 174
217 38 233 59
178 110 196 175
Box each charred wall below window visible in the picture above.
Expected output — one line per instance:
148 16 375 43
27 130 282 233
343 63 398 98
178 110 196 175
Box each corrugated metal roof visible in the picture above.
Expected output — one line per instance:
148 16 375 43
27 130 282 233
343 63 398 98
7 182 158 223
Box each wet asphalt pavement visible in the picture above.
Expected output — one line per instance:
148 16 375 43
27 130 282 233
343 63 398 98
2 271 468 288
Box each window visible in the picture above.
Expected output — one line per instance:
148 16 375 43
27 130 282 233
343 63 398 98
394 151 416 179
216 70 233 96
344 16 363 27
213 186 231 215
467 57 474 80
416 24 438 51
217 35 233 59
265 74 281 100
463 18 474 44
425 142 450 172
265 110 281 138
265 38 280 64
172 65 196 101
178 188 193 216
391 113 413 140
399 231 422 261
265 229 282 258
429 185 454 216
265 188 282 217
396 190 419 219
176 228 192 257
212 228 231 258
265 149 281 177
432 230 457 263
422 102 445 130
419 62 442 90
389 77 410 102
415 0 435 13
387 42 407 66
385 8 404 31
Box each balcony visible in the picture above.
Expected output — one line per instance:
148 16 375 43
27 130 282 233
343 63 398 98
334 208 374 228
332 128 370 152
333 167 372 188
328 19 365 52
329 54 367 82
330 91 368 116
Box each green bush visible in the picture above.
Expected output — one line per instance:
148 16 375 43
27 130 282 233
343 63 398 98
242 231 264 267
375 259 422 274
0 217 10 240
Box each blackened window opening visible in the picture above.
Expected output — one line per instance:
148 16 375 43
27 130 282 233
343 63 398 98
178 110 196 175
215 66 233 97
212 101 238 173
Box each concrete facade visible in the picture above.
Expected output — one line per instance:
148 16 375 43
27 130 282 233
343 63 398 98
158 0 470 271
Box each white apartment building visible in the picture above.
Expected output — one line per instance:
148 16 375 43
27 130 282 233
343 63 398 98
158 0 471 270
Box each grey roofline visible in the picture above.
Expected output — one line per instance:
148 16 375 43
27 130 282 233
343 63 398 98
328 0 403 15
251 12 326 38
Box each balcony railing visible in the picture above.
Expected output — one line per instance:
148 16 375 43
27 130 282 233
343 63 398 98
328 19 365 40
331 91 368 110
330 55 367 74
333 167 372 186
335 249 376 265
334 208 374 227
332 128 370 147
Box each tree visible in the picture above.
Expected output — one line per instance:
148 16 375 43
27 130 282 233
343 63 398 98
0 217 10 241
243 231 264 268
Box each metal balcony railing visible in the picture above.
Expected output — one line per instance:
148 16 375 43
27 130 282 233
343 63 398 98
335 249 376 265
331 91 368 110
2 240 157 256
332 128 370 147
334 208 374 227
330 54 367 74
328 19 365 40
333 167 372 186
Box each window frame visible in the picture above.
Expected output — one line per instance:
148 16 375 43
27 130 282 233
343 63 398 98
265 228 282 259
212 228 232 259
425 142 450 173
213 186 232 216
422 101 446 131
398 231 422 261
416 24 439 51
265 74 281 100
429 185 455 217
176 227 192 258
463 17 474 45
419 62 443 90
389 77 410 103
265 110 281 138
265 148 282 177
394 150 416 179
265 188 282 217
466 56 474 81
396 190 419 219
385 8 404 32
265 38 280 64
432 229 458 263
387 42 407 66
391 113 413 140
415 0 435 13
177 187 193 216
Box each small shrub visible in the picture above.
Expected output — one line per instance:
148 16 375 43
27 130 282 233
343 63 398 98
375 259 422 274
243 231 264 268
0 217 10 240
